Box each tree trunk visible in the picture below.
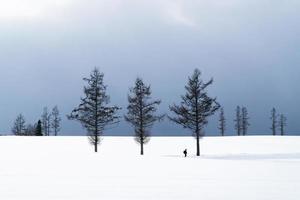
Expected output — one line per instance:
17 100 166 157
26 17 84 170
95 142 98 153
94 132 98 153
141 141 144 155
140 136 144 155
196 132 200 156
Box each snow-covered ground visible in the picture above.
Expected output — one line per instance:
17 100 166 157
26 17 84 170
0 136 300 200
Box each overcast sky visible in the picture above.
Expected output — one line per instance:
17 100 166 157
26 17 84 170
0 0 299 136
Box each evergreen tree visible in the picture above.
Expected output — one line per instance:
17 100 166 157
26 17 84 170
12 114 26 135
125 78 164 155
270 108 277 135
234 106 242 136
169 69 220 156
218 107 226 136
35 120 43 136
241 107 250 135
51 106 61 136
279 114 287 136
68 68 121 152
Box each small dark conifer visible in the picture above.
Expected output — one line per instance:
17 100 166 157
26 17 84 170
35 120 43 136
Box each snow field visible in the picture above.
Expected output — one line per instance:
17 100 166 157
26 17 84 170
0 136 299 200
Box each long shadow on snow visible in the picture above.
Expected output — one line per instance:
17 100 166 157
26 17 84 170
163 153 300 160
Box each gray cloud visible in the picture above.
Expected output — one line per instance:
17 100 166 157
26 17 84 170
0 0 299 135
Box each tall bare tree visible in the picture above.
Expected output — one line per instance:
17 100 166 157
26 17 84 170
68 68 121 152
218 107 226 136
234 106 242 136
125 78 164 155
169 69 220 156
279 114 287 136
12 114 26 136
270 108 277 135
51 106 61 136
41 107 51 136
241 107 250 135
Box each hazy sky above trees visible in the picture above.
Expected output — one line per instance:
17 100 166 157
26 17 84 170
0 0 299 135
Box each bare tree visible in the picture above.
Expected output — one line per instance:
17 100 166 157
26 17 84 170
234 106 242 136
68 68 121 152
41 107 52 136
25 124 36 136
270 108 277 135
279 114 287 136
241 107 250 135
12 114 26 135
169 69 220 156
218 107 226 136
125 78 164 155
51 106 61 136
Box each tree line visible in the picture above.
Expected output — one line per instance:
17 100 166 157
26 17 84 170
66 68 220 156
67 68 288 156
12 106 61 136
11 67 288 156
218 106 287 137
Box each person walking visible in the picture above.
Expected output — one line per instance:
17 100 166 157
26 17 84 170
183 149 187 157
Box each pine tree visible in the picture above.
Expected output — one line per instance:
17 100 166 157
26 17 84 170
41 107 52 136
35 120 43 136
279 114 287 136
270 108 277 135
68 68 121 152
125 78 164 155
169 69 220 156
218 107 226 136
241 107 250 136
12 114 26 135
234 106 242 136
51 106 61 136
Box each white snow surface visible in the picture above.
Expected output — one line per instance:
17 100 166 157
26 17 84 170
0 136 300 200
